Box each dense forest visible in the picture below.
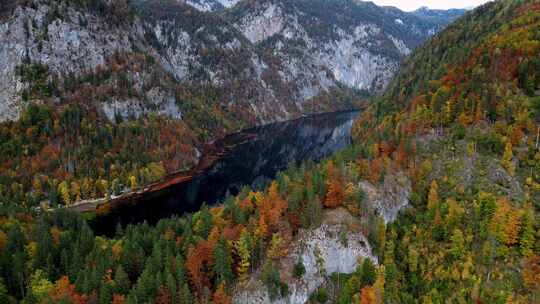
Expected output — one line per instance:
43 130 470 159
0 0 365 215
0 52 211 214
0 0 539 303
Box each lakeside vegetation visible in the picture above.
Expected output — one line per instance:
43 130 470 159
0 0 538 303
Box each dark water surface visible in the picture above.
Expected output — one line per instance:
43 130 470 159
90 111 360 234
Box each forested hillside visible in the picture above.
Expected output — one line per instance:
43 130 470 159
0 0 538 303
0 0 460 214
351 0 540 302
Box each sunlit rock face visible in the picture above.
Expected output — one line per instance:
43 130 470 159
233 208 378 304
232 171 412 304
0 0 463 122
226 0 462 95
0 2 134 121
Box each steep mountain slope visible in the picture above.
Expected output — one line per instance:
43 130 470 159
0 1 538 304
0 0 462 212
348 1 540 302
226 0 463 93
0 0 464 123
412 6 468 23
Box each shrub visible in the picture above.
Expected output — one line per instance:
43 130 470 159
293 258 306 279
314 287 328 303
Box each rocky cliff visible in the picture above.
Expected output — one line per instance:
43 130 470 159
232 167 411 304
233 208 379 304
0 0 464 123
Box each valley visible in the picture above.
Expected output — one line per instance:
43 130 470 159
0 1 539 304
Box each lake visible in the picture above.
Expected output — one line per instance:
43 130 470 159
90 111 360 235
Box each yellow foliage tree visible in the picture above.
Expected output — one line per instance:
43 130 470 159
427 181 439 210
267 233 286 260
70 181 81 202
235 229 251 282
129 176 138 190
502 142 515 176
32 176 43 197
58 181 71 206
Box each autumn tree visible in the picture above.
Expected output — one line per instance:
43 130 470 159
502 142 515 176
235 229 252 282
325 178 343 208
522 254 540 292
186 242 210 298
427 180 439 210
359 286 376 304
490 198 521 249
58 181 71 205
212 283 231 304
267 233 286 260
50 276 86 303
325 160 343 208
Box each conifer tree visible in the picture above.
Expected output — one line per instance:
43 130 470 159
213 238 233 286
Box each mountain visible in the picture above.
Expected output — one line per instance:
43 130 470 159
412 6 467 23
225 0 447 94
183 0 242 11
348 1 540 302
0 0 464 123
0 0 464 212
0 0 538 303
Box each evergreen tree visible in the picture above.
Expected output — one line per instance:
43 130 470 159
114 265 130 295
359 259 376 287
213 238 233 286
178 283 194 304
520 207 535 257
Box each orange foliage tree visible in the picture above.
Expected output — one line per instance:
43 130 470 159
212 283 232 304
50 276 86 304
359 286 376 304
325 160 343 208
186 241 211 298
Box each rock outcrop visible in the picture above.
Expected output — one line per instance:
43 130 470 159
232 171 412 304
233 208 377 304
360 171 412 224
0 0 464 123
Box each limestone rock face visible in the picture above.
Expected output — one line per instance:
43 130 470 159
233 209 377 304
0 0 464 123
0 3 133 121
227 0 464 94
360 171 412 224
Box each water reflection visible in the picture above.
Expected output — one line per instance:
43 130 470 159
90 111 359 234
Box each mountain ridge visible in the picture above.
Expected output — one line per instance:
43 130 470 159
0 1 538 304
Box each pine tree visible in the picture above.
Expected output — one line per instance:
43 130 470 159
360 259 376 287
114 266 130 295
213 238 233 286
520 207 535 256
165 271 177 304
178 283 194 304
